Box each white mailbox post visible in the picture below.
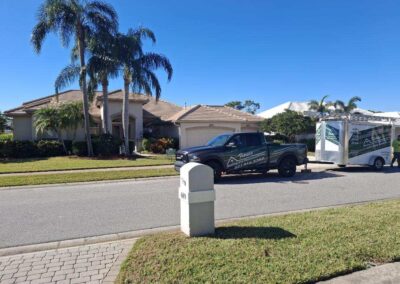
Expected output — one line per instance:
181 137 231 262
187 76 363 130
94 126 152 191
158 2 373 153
179 162 215 237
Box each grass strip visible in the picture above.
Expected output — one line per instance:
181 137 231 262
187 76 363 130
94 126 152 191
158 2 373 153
117 199 400 284
0 168 177 187
0 156 174 174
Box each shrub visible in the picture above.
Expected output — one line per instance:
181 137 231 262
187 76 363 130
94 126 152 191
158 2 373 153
92 134 121 156
37 140 65 157
13 141 38 158
149 137 176 154
0 133 13 142
142 138 151 152
72 141 87 156
0 140 15 158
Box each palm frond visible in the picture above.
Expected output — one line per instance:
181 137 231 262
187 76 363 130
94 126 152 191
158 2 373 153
87 1 118 26
54 64 80 93
128 27 156 44
140 53 173 81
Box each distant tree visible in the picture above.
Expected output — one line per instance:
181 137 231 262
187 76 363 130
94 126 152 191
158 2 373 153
308 95 333 116
0 111 9 133
225 100 260 114
260 110 316 142
334 96 362 114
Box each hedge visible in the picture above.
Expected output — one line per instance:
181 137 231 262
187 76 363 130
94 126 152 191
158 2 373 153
0 140 65 158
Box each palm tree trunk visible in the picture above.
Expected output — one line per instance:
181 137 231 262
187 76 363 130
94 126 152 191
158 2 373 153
77 30 94 157
57 131 68 154
122 74 130 156
101 78 110 134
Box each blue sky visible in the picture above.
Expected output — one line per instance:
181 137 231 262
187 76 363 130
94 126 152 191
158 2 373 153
1 0 400 112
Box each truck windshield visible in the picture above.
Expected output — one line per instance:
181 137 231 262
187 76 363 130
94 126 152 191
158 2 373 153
206 134 231 147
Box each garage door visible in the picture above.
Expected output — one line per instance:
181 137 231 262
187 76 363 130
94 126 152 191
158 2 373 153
184 126 235 148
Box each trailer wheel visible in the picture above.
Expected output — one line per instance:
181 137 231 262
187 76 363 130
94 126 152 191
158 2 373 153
205 161 222 182
278 157 297 177
372 157 385 171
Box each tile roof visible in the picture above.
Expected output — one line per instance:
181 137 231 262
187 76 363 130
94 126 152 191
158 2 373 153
143 96 182 122
5 90 149 117
169 105 264 123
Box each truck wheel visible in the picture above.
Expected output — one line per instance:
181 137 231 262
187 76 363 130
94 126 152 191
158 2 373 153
278 157 297 178
372 157 385 171
205 161 222 182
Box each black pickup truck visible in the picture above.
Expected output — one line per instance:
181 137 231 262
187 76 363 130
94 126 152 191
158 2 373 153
175 132 308 181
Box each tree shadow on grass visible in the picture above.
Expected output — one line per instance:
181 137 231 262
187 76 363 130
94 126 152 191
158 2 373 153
212 226 296 240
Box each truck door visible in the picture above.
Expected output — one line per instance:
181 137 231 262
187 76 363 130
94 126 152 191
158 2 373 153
224 133 268 171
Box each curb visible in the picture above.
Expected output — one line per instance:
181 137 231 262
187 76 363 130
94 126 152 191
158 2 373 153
0 197 395 257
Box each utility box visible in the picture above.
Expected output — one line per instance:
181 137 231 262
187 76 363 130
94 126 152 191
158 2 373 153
179 162 215 237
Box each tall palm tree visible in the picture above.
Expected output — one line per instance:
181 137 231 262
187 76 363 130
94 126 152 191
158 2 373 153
31 0 118 156
334 96 362 114
308 95 333 116
86 34 120 134
115 28 173 155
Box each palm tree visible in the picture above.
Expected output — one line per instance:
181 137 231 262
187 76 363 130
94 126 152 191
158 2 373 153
59 101 84 140
86 34 120 134
334 96 362 114
34 106 67 153
31 0 118 156
115 28 173 155
308 95 333 116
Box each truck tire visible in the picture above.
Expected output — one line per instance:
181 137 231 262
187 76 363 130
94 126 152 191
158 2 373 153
278 157 297 178
205 161 222 182
372 157 385 171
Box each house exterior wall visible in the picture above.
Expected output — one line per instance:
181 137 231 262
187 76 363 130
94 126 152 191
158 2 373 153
13 116 34 141
106 101 143 140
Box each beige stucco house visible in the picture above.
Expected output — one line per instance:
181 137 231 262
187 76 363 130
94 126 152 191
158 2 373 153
169 105 263 148
6 90 264 149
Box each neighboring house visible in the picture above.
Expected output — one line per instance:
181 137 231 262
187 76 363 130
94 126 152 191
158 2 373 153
5 90 263 149
372 112 400 119
258 101 374 119
169 105 263 148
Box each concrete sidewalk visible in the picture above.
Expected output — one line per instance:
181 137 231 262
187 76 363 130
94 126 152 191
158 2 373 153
0 239 136 284
321 262 400 284
0 164 173 177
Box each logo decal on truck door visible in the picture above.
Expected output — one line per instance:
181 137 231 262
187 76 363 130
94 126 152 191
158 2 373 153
227 151 266 170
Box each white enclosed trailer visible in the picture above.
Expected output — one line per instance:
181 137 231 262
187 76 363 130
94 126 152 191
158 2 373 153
315 115 400 170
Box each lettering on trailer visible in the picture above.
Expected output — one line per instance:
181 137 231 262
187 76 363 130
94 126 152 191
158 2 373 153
227 151 266 170
349 125 392 158
325 124 340 145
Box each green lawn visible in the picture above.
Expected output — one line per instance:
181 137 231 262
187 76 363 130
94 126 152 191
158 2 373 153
0 168 177 187
0 156 173 174
117 200 400 284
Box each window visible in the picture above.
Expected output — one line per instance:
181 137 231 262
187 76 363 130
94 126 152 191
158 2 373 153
228 135 244 147
244 133 262 147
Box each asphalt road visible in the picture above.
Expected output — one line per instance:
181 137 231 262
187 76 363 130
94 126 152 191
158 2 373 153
1 167 400 248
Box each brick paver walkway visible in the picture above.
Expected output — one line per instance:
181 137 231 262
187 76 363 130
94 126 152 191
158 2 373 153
0 239 136 284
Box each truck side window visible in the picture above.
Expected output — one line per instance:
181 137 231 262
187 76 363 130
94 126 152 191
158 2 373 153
245 133 262 147
229 135 244 147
